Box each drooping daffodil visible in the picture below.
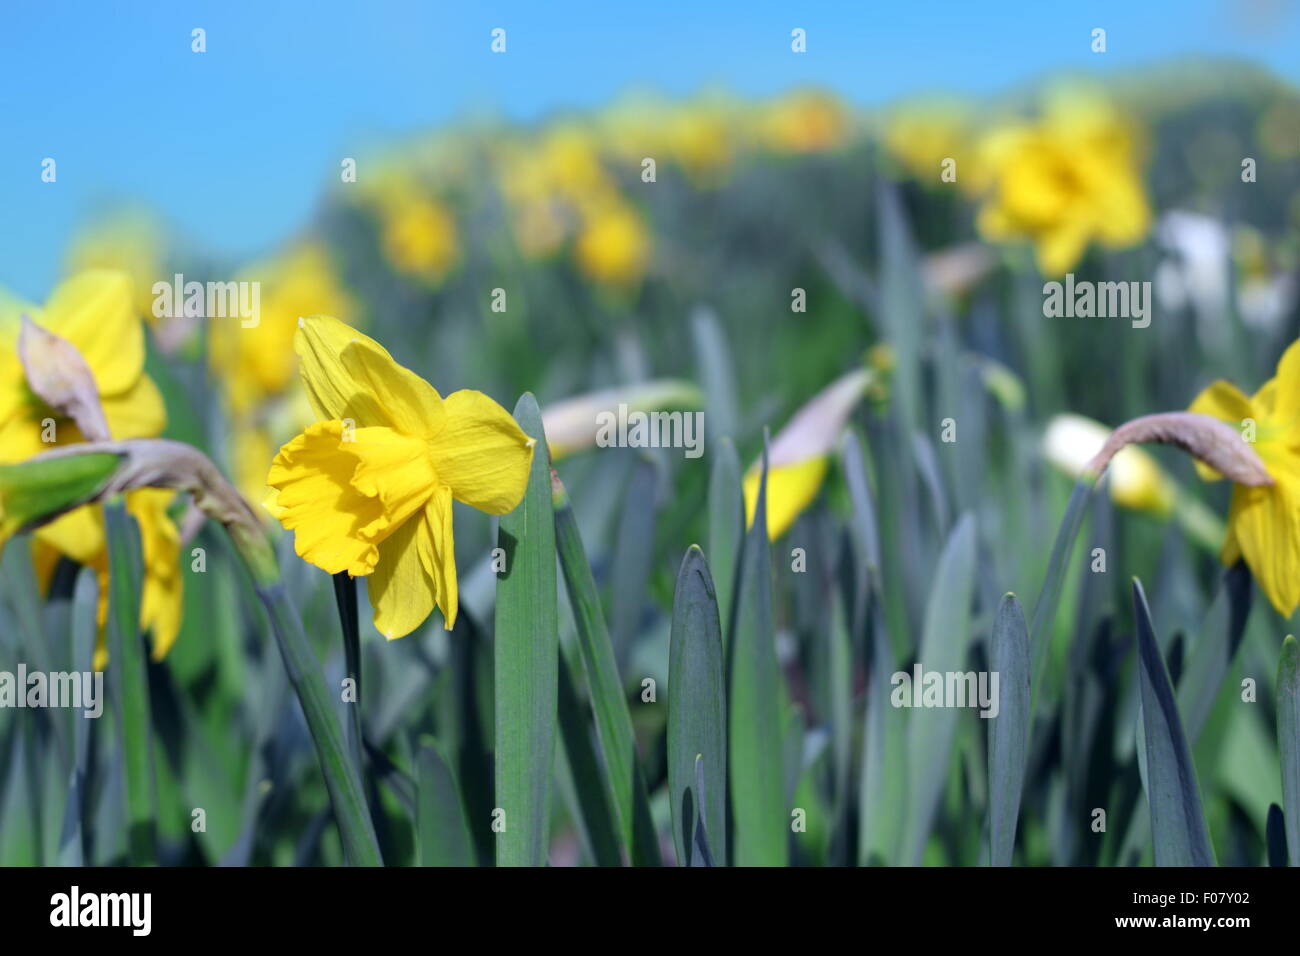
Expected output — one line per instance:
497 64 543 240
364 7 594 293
266 316 535 637
0 270 182 667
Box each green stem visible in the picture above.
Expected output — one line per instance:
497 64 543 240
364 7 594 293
256 581 383 866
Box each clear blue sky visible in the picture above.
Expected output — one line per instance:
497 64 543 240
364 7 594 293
2 0 1297 299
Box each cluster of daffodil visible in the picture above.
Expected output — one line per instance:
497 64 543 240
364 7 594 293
0 271 181 668
884 88 1152 276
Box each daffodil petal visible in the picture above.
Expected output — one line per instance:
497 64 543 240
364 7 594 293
34 504 105 566
422 485 458 630
294 315 445 435
41 270 142 397
1266 339 1300 431
1228 472 1300 617
128 489 183 660
428 390 535 514
368 511 435 640
102 374 167 441
743 455 829 541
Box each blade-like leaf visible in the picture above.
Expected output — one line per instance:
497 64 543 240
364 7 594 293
708 437 743 642
1133 578 1215 867
727 443 787 866
668 545 726 867
494 393 558 867
1278 634 1300 867
417 740 475 867
903 513 977 864
987 593 1029 866
554 475 660 865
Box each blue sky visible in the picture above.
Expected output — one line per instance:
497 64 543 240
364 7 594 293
2 0 1297 298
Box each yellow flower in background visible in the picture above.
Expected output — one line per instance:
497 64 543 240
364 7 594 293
743 369 872 540
540 126 611 200
210 243 358 416
1042 414 1176 514
1188 340 1300 616
666 102 734 183
575 202 650 288
975 90 1150 275
266 316 535 637
758 91 848 154
883 100 973 183
0 271 182 665
65 211 165 324
381 197 459 279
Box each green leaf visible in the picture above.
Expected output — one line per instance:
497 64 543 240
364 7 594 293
858 600 906 865
668 545 726 867
332 573 365 781
554 476 660 865
494 392 559 867
987 593 1029 866
417 740 475 866
708 437 743 641
555 648 624 867
607 456 658 678
104 501 157 865
727 443 788 866
1278 634 1300 867
902 512 977 864
257 580 383 866
1132 578 1215 867
1028 478 1095 723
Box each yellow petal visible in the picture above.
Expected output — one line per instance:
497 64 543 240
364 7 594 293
1266 338 1300 432
267 420 436 576
367 510 435 640
294 315 445 436
128 488 184 660
41 270 142 398
1228 471 1300 617
34 504 106 566
743 455 829 541
1035 222 1091 277
429 390 535 514
1187 379 1255 481
102 374 167 441
422 484 458 630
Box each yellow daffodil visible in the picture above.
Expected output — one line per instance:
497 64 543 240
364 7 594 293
743 369 872 540
266 316 535 637
974 90 1150 275
381 197 460 279
0 271 182 666
1188 339 1300 616
575 202 651 288
758 91 848 154
883 100 974 184
210 243 358 417
64 211 165 325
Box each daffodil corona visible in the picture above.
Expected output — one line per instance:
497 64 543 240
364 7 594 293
266 316 535 638
1189 339 1300 617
